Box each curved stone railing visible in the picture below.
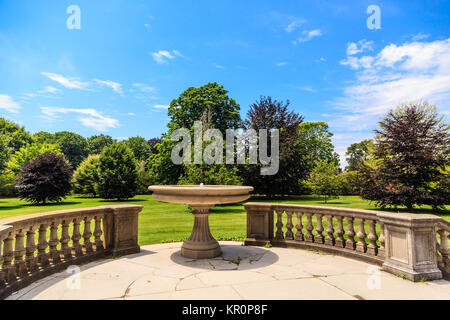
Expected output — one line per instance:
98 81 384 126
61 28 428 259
0 204 143 299
244 202 449 282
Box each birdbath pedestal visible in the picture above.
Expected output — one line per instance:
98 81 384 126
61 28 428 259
148 185 253 259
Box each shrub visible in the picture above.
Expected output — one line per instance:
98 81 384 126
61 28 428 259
15 153 73 204
305 159 343 203
97 143 138 200
72 154 100 197
136 160 153 194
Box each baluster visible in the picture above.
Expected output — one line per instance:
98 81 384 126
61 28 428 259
285 211 294 240
72 218 83 257
94 216 104 251
83 217 93 254
48 222 61 264
356 218 367 253
14 229 27 277
335 216 345 248
60 219 72 260
305 213 314 242
315 213 324 244
325 215 335 246
3 232 16 283
437 229 449 268
25 226 38 272
367 220 378 255
275 210 284 240
294 212 304 241
0 238 4 286
345 217 356 250
37 224 49 268
378 222 385 258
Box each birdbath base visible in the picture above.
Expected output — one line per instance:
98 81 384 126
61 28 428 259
181 204 222 259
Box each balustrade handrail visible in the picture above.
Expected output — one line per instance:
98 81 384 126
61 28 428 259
244 202 449 282
0 204 143 300
0 206 110 229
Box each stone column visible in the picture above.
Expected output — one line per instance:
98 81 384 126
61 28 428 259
378 212 442 281
103 205 144 257
244 203 273 246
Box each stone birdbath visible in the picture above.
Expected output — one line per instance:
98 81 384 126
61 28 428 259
148 185 254 259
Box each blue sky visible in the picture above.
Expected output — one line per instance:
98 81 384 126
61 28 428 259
0 0 449 163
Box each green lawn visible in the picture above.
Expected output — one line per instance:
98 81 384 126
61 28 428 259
0 195 448 246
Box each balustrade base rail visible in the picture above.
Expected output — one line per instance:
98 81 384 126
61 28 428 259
0 204 143 300
245 238 384 266
244 202 449 282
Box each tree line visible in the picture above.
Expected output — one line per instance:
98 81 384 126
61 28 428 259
0 83 448 210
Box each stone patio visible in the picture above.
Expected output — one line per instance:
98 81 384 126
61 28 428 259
6 241 450 300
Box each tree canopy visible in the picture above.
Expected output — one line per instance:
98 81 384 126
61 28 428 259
15 153 73 204
168 82 240 133
358 102 449 209
97 143 138 200
125 136 152 161
87 134 116 155
0 118 33 152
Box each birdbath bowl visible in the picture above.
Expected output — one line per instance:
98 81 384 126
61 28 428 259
148 185 254 259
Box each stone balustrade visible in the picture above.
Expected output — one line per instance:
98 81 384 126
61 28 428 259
245 202 449 282
0 204 143 299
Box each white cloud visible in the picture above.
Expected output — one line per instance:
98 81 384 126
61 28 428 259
346 39 373 55
332 38 450 167
285 19 305 32
93 79 123 95
37 86 60 94
411 32 429 41
40 107 119 132
131 83 156 93
151 50 181 64
0 95 22 113
292 29 322 45
41 72 90 90
213 63 224 69
299 86 315 92
275 62 288 67
153 104 169 109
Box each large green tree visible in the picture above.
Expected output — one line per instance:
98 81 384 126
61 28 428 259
87 134 116 155
125 136 152 161
7 143 62 176
345 139 373 171
168 82 240 133
239 96 305 197
148 138 185 185
97 143 138 200
358 102 449 210
35 131 89 168
0 136 9 174
306 159 343 203
0 118 33 152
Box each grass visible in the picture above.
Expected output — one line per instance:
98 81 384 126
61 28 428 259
0 195 448 246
